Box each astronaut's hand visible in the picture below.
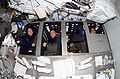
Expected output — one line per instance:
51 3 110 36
43 42 47 47
32 43 35 47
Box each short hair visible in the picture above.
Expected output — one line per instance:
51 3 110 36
50 28 57 33
25 25 36 36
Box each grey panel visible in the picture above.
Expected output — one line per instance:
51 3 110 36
87 34 111 53
104 18 120 79
84 21 111 53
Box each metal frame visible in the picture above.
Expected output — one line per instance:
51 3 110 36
61 21 67 55
35 22 44 56
35 20 111 56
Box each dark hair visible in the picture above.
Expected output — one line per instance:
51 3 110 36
25 25 36 36
0 17 3 22
50 28 57 33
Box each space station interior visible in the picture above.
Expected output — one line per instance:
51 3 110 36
0 0 117 79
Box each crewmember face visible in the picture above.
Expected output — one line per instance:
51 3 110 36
91 28 96 34
50 30 57 38
27 28 33 36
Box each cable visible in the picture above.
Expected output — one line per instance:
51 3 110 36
43 0 59 8
17 75 24 79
